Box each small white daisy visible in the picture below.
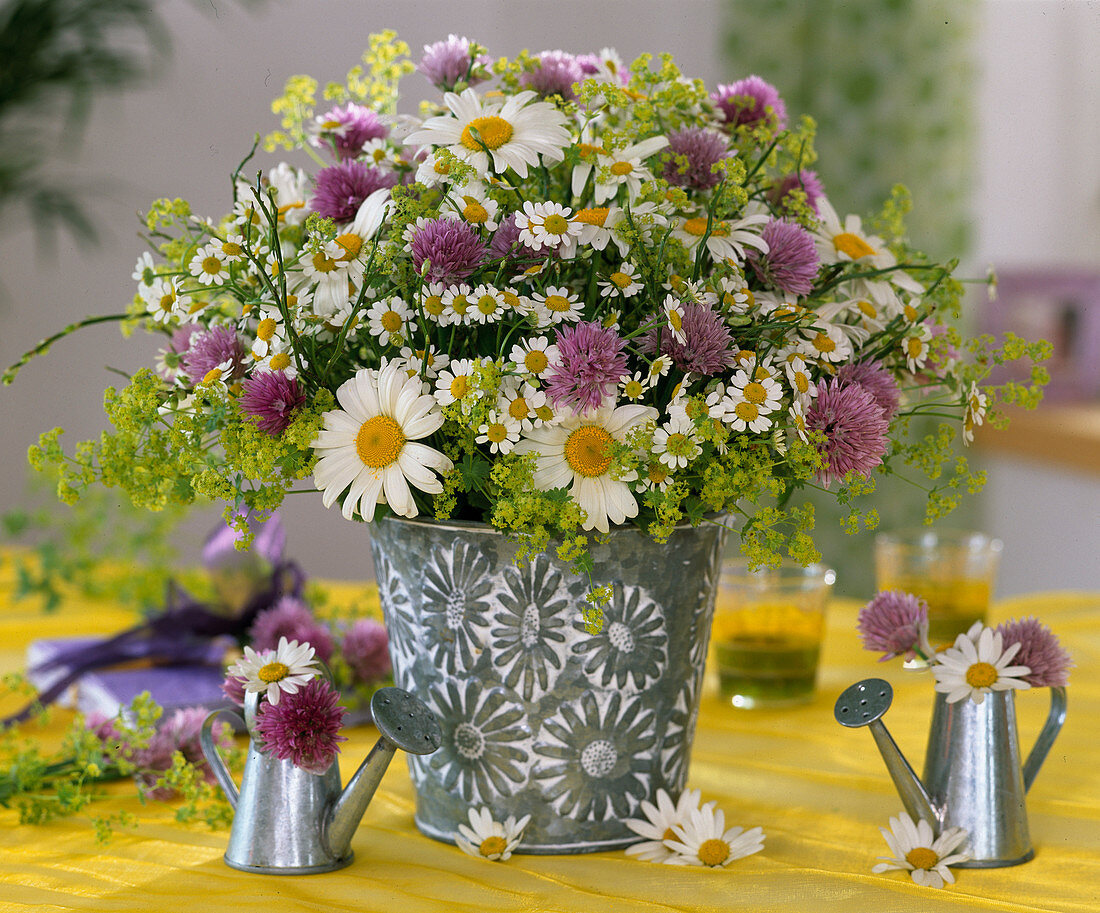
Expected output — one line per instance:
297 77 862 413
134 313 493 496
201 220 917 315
434 358 477 406
799 323 854 365
598 262 644 298
872 812 970 889
571 204 621 251
673 212 770 266
664 805 765 868
780 354 818 402
142 277 189 324
592 135 669 204
227 637 319 706
498 380 547 431
398 344 449 381
903 324 933 373
646 354 673 381
476 410 521 454
441 283 476 326
469 284 507 324
517 200 582 256
531 285 583 327
366 296 412 344
962 382 987 445
662 294 688 345
454 807 531 862
415 150 459 188
216 233 247 263
653 411 702 470
509 336 559 379
442 183 500 231
189 243 229 286
933 625 1031 704
132 251 156 288
311 360 454 520
624 788 713 864
619 371 652 402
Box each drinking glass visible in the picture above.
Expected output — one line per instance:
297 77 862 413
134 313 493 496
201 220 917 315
712 560 835 708
874 529 1003 645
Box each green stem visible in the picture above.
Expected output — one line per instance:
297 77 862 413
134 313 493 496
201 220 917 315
4 314 134 385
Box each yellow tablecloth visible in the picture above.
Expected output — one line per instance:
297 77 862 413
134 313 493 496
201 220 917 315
0 562 1097 913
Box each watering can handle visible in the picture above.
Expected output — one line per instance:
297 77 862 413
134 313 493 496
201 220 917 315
200 707 245 810
1023 686 1067 792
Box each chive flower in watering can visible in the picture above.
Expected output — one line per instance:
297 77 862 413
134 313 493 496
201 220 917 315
201 636 441 874
837 593 1071 868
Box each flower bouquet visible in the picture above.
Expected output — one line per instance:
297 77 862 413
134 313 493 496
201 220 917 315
7 31 1048 574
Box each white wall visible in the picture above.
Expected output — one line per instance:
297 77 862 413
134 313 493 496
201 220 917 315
0 0 1096 592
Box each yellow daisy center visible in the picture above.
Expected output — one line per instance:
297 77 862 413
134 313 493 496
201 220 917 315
965 661 999 688
544 294 572 313
201 255 222 275
258 661 289 683
698 838 730 867
743 381 768 405
158 293 176 312
433 159 450 175
460 115 514 151
623 379 644 398
424 295 445 316
794 372 809 393
904 303 919 322
451 294 471 315
668 310 683 331
609 271 632 290
462 198 490 224
485 422 508 443
906 337 924 357
735 402 760 422
450 375 470 399
221 241 243 257
542 214 570 236
905 847 940 870
257 318 277 341
202 367 224 385
508 397 530 420
857 299 878 318
662 826 678 842
648 465 670 484
479 836 507 857
477 294 499 314
609 160 634 176
834 232 875 260
501 290 521 309
534 404 555 422
564 425 614 478
573 206 610 227
682 217 709 237
381 310 403 332
335 233 363 261
312 251 338 274
813 332 836 354
524 350 549 374
269 352 291 371
355 415 406 468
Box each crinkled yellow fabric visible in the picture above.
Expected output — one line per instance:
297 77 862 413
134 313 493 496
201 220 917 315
0 555 1097 912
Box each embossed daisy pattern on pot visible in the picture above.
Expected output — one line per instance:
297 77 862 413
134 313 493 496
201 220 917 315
570 585 668 691
420 541 493 676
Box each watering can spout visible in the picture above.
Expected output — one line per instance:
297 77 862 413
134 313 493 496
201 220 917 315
323 687 442 860
834 679 938 825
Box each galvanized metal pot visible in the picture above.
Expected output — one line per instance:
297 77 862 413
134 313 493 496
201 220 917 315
369 515 728 854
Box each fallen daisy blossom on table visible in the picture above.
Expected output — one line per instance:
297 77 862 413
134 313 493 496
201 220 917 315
872 812 970 888
663 804 765 868
624 788 716 863
455 807 532 862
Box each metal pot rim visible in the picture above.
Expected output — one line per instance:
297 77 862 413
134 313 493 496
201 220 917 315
372 512 730 538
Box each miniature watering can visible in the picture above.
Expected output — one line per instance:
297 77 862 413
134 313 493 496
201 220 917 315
835 678 1066 867
201 686 441 874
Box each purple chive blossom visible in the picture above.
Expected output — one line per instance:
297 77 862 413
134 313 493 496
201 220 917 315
317 102 388 160
253 677 346 774
249 596 335 663
418 34 489 91
712 75 788 130
804 379 890 487
181 325 247 386
748 218 820 296
639 302 735 375
310 160 398 223
489 212 545 263
523 50 583 100
410 216 489 283
996 618 1073 688
858 590 932 662
545 321 629 413
239 371 306 435
221 672 246 707
340 618 392 684
836 362 901 423
662 127 730 191
770 169 825 214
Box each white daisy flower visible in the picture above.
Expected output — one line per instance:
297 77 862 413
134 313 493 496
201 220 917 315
517 200 582 256
531 285 583 327
434 358 477 406
404 88 571 179
872 812 970 888
398 345 449 381
799 323 854 365
418 281 449 323
249 307 288 360
509 336 559 379
300 241 352 284
788 397 810 443
662 294 688 345
624 788 714 863
781 354 818 402
903 324 933 373
646 354 673 381
311 361 454 520
619 371 652 402
639 461 674 492
143 277 189 324
366 296 412 344
673 212 770 266
469 284 507 324
514 401 656 534
814 196 923 294
227 637 319 706
571 204 622 252
476 410 521 454
664 805 765 868
441 283 476 326
132 251 156 288
653 411 702 470
716 277 753 316
598 262 644 298
216 233 247 263
498 380 546 431
962 382 987 445
593 135 670 203
415 150 459 188
268 162 310 226
441 183 500 231
933 625 1031 704
455 807 531 862
189 243 229 286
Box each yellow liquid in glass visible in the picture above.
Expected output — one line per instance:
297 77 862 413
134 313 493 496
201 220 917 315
882 575 991 645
